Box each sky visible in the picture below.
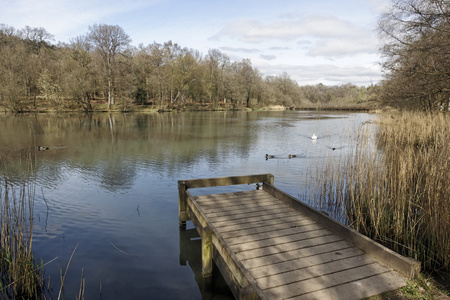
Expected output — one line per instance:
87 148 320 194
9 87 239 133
0 0 390 86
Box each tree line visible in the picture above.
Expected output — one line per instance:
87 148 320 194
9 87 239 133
2 0 446 113
0 24 376 112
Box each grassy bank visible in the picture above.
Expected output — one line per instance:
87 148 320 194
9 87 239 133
0 96 376 114
310 111 449 273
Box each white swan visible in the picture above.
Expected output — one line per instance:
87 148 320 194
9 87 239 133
311 132 317 140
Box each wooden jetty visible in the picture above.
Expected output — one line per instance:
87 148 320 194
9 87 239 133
178 174 420 300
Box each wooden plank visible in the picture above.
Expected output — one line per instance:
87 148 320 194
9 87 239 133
256 254 376 289
208 206 293 223
262 263 401 299
291 271 407 300
195 190 274 203
204 202 287 218
241 240 354 269
219 217 316 239
211 210 300 228
195 195 281 215
231 228 334 253
217 215 313 235
263 183 421 279
198 197 283 211
235 235 343 260
226 223 325 246
195 194 264 206
249 246 365 279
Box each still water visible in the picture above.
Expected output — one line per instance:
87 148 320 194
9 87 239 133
0 111 375 299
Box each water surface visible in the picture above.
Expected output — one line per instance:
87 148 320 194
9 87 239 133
0 111 375 299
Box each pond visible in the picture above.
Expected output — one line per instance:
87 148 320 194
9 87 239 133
0 111 375 299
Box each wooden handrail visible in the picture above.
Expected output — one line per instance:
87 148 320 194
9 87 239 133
178 173 274 189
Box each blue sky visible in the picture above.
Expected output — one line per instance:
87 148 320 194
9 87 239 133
1 0 390 86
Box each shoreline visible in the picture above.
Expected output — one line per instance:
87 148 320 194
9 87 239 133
1 104 374 114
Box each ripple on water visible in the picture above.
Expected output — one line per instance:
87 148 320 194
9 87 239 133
5 111 377 299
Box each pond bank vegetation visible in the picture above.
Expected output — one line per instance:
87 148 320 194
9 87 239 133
0 153 84 300
307 111 449 297
0 154 44 299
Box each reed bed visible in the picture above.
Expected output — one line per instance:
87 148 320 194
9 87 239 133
308 111 449 272
0 154 45 299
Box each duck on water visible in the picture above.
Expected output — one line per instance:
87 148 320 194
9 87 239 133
265 154 275 159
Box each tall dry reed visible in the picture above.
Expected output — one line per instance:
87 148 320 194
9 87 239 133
0 154 44 299
309 111 449 271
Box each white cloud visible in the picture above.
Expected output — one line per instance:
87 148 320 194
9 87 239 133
0 0 162 42
260 54 276 61
257 62 381 86
210 13 378 59
366 0 390 13
219 46 261 53
210 14 369 43
307 37 378 57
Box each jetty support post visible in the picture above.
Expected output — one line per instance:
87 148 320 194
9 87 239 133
178 181 188 228
201 226 213 277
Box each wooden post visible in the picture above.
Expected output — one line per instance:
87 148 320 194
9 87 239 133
179 226 187 266
178 181 188 226
202 227 213 277
240 285 259 300
267 174 274 186
201 276 213 300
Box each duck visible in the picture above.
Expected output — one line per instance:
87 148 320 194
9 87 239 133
288 154 297 158
265 154 275 159
37 146 49 151
311 133 317 140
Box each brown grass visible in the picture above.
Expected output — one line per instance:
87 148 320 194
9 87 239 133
308 111 449 272
0 154 44 299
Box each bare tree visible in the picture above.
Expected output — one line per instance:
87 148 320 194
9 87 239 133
64 35 95 111
21 26 54 55
205 49 229 107
378 0 450 111
88 24 131 109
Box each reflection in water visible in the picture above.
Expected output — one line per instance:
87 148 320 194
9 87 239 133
0 111 375 299
179 224 234 299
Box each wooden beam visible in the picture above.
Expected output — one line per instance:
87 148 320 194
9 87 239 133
212 232 267 300
186 191 209 229
178 174 274 189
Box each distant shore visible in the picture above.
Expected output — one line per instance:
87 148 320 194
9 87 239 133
1 100 375 114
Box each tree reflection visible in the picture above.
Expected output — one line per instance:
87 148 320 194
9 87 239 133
0 112 257 191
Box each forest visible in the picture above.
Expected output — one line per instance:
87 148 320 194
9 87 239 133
0 0 448 113
0 23 378 112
